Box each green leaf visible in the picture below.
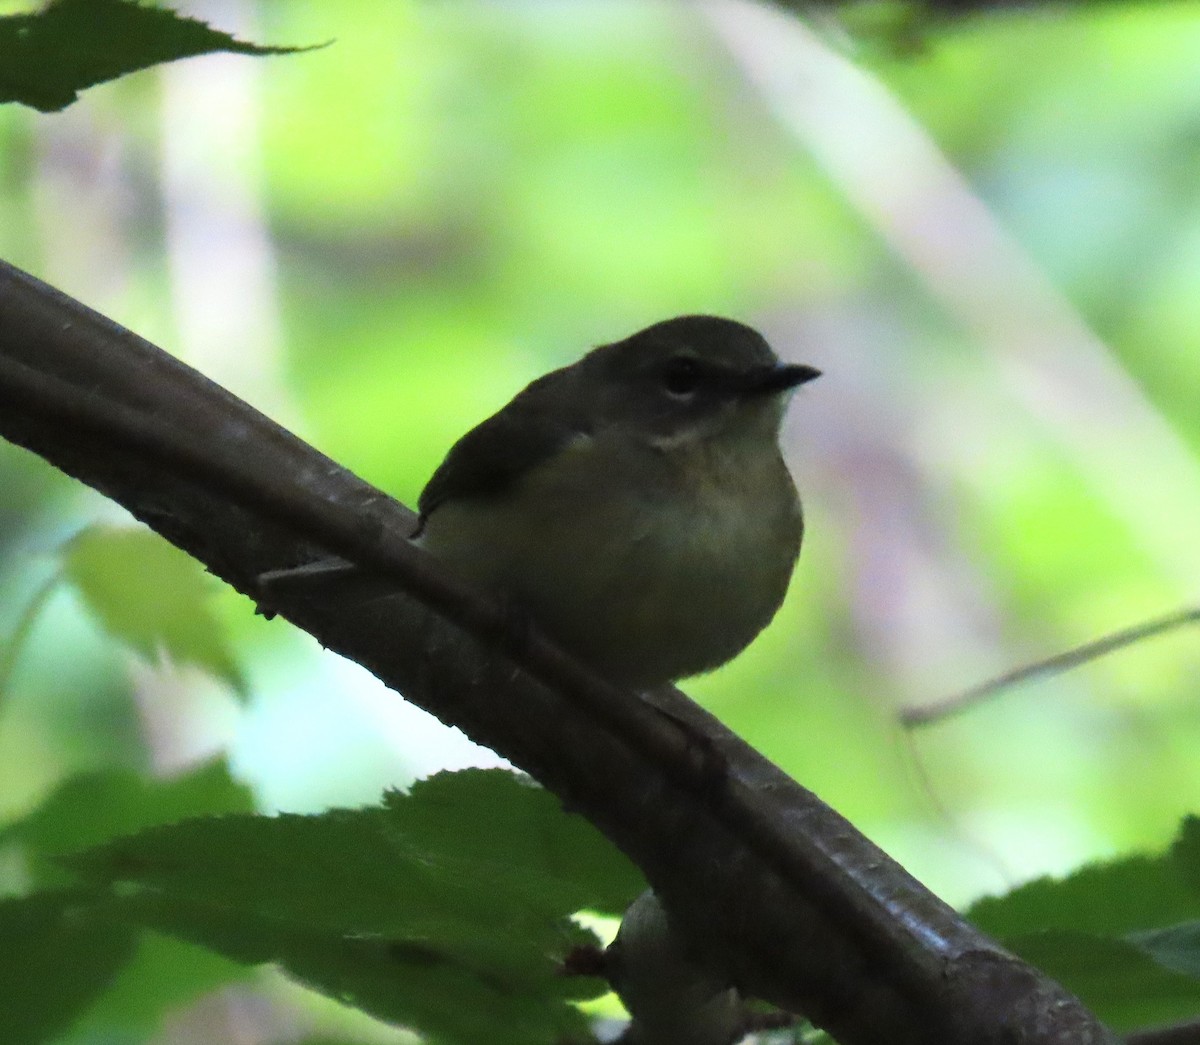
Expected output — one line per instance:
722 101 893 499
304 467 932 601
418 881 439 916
968 853 1200 940
71 930 248 1037
1003 930 1200 1032
968 819 1200 940
395 768 646 917
0 890 137 1045
1127 820 1200 978
63 769 643 1044
67 769 643 934
114 893 596 1045
1131 920 1200 979
61 525 245 695
0 764 253 1039
965 818 1200 1031
1 758 253 889
0 0 311 112
1171 816 1200 893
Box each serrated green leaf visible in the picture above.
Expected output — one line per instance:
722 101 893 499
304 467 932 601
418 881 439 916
0 758 253 889
0 0 311 112
61 525 245 695
967 818 1200 940
968 854 1200 940
0 890 137 1045
1004 930 1200 1032
965 818 1200 1031
65 768 642 939
113 893 595 1045
397 768 646 917
61 769 639 1044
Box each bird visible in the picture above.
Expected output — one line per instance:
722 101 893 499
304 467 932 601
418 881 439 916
413 315 819 690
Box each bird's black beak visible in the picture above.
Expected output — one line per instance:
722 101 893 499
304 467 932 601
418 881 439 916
739 362 821 398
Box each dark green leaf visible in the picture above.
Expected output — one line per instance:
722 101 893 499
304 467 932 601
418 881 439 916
1130 920 1200 979
0 0 311 112
114 892 595 1045
0 890 137 1045
396 768 645 917
965 818 1200 1030
71 930 247 1037
0 765 252 1038
66 768 642 934
1 758 253 888
62 525 245 695
968 823 1200 940
1004 930 1200 1032
1171 816 1200 893
63 769 639 1044
968 853 1200 939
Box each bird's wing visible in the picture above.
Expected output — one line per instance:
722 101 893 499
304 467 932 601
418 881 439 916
416 371 583 531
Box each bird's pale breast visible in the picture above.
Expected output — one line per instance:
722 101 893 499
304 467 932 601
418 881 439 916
418 428 801 688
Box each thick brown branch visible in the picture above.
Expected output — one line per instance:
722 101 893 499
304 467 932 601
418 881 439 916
0 258 1118 1045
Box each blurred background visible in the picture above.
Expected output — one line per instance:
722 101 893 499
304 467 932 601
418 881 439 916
2 0 1200 1040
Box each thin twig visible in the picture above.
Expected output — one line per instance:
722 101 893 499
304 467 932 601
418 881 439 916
901 607 1200 728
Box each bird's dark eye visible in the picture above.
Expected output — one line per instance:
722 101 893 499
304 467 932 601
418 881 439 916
661 356 701 398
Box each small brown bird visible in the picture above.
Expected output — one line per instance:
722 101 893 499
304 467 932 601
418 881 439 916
415 315 818 689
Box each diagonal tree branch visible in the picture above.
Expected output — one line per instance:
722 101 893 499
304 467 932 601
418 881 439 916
0 257 1118 1045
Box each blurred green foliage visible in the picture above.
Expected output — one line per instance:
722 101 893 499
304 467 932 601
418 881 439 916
2 0 1200 1041
61 526 245 696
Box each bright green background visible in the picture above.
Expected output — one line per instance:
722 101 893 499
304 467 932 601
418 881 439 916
2 1 1200 1041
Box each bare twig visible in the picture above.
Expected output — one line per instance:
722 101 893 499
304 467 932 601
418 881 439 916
901 607 1200 728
